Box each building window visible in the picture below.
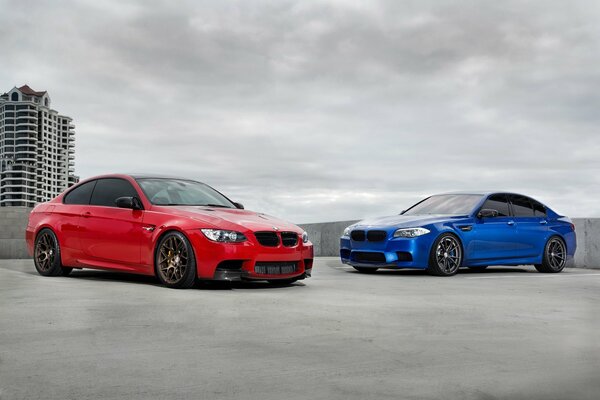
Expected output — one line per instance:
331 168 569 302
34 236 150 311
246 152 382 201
11 92 19 101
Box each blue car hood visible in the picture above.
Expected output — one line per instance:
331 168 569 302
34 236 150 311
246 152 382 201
353 214 467 229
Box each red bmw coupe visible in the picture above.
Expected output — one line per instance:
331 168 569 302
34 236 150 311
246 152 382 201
26 174 313 288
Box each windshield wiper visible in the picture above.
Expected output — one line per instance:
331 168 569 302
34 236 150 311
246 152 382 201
202 204 232 208
154 203 233 208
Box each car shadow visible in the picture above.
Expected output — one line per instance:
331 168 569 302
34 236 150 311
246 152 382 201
342 266 533 276
61 269 305 290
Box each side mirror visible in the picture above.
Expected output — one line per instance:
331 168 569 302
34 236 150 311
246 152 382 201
477 208 499 219
233 202 244 210
115 196 143 210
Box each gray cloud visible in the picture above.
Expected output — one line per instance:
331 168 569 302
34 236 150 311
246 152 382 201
1 0 599 222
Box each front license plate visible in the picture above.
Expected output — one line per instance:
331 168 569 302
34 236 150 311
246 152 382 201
254 262 298 275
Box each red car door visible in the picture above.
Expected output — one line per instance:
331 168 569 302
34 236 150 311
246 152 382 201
53 179 98 265
77 178 147 270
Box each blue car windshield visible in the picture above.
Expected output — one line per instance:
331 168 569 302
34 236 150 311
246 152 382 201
403 194 483 216
136 178 235 207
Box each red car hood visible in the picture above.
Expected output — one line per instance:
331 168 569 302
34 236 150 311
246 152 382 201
152 205 302 233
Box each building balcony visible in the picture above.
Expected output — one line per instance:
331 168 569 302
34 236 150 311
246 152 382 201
0 177 37 185
15 133 37 139
14 127 37 133
15 121 37 127
15 112 37 118
0 189 37 196
14 156 37 163
14 149 37 156
15 143 37 149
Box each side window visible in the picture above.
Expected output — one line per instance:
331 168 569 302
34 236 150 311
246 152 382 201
481 194 510 217
90 178 139 208
64 180 96 205
510 195 535 217
531 199 547 217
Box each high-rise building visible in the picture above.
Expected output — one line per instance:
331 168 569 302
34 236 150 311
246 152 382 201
0 85 77 207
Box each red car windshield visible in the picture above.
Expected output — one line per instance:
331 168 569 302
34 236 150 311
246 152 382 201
136 178 235 208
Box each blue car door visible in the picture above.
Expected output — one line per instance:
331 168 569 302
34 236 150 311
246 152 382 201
509 195 549 258
468 194 521 261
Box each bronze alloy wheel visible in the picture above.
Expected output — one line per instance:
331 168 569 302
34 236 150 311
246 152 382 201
428 234 462 276
157 235 190 284
155 232 197 288
35 231 56 273
33 229 72 277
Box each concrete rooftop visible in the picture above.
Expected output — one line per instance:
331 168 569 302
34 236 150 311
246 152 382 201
1 258 599 400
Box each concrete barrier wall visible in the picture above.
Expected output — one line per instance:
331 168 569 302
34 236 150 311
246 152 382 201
573 218 600 269
0 207 31 259
1 208 597 268
300 218 599 269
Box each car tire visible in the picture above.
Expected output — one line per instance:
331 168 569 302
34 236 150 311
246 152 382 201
535 236 567 273
427 233 462 276
155 231 197 289
33 228 72 277
353 267 379 273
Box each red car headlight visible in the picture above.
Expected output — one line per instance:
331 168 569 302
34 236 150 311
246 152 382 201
200 229 247 243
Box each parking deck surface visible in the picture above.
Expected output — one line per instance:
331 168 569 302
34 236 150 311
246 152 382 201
1 258 599 400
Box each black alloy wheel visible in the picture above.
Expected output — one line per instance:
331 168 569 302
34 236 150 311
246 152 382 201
535 237 567 273
427 234 462 276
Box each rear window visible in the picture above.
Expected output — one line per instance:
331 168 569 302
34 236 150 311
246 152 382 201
64 180 96 205
510 195 535 217
531 199 547 217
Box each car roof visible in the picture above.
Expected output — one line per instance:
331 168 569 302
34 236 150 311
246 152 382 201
127 173 194 180
435 191 530 197
78 173 198 181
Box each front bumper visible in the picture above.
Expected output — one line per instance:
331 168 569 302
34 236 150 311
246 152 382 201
340 235 432 269
186 229 314 281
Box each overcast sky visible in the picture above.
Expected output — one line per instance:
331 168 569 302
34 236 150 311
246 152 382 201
1 0 599 222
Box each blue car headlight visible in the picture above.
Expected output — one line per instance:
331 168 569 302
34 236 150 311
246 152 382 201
342 227 352 237
393 227 430 238
201 229 247 243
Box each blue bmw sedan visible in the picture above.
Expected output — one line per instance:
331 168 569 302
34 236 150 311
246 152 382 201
340 192 576 276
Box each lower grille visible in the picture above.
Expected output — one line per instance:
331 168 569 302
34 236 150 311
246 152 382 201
281 232 298 247
367 230 387 242
353 252 387 263
254 231 279 247
255 262 298 275
396 252 413 262
216 260 243 270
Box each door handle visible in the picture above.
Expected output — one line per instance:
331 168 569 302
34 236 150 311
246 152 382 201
540 220 547 225
81 211 92 218
507 220 515 226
